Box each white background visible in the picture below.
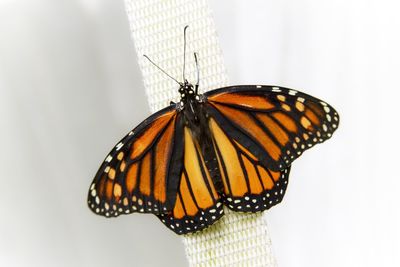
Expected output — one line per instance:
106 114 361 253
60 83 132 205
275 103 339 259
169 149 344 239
1 0 399 266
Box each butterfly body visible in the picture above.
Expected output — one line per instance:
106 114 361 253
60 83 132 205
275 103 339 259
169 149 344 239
88 84 339 235
185 106 224 193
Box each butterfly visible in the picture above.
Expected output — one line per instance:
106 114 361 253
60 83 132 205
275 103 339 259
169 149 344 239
87 27 339 235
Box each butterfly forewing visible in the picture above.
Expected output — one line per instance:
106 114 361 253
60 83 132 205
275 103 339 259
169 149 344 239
87 106 184 217
205 85 339 171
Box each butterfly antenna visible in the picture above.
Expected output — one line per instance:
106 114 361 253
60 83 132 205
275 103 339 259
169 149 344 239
183 25 189 82
143 55 181 85
194 52 199 94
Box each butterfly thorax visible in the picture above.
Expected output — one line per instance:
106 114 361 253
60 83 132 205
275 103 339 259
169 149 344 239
178 80 196 101
179 80 203 124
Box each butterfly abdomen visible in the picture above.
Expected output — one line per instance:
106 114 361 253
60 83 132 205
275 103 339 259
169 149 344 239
202 145 224 194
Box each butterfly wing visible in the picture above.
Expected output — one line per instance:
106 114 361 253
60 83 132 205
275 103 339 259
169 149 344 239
205 85 339 171
158 126 223 235
204 85 339 211
209 117 291 212
87 106 184 217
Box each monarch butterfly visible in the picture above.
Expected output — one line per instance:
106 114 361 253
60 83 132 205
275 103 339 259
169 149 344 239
87 27 339 235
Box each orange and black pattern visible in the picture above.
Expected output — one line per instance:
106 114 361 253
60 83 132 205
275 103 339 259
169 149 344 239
209 117 291 212
205 85 339 171
88 85 339 235
88 106 184 217
158 127 223 234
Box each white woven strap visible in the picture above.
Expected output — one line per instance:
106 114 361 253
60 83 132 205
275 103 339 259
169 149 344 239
124 0 277 266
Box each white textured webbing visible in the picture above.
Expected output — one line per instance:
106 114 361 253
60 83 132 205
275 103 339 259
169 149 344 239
124 0 277 266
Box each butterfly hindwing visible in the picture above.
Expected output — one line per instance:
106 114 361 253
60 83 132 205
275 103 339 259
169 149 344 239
158 127 223 235
205 85 339 171
87 106 184 217
209 117 291 212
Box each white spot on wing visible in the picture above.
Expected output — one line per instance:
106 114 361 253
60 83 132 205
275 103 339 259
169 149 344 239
326 114 332 122
105 155 112 162
297 97 305 103
116 142 123 151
